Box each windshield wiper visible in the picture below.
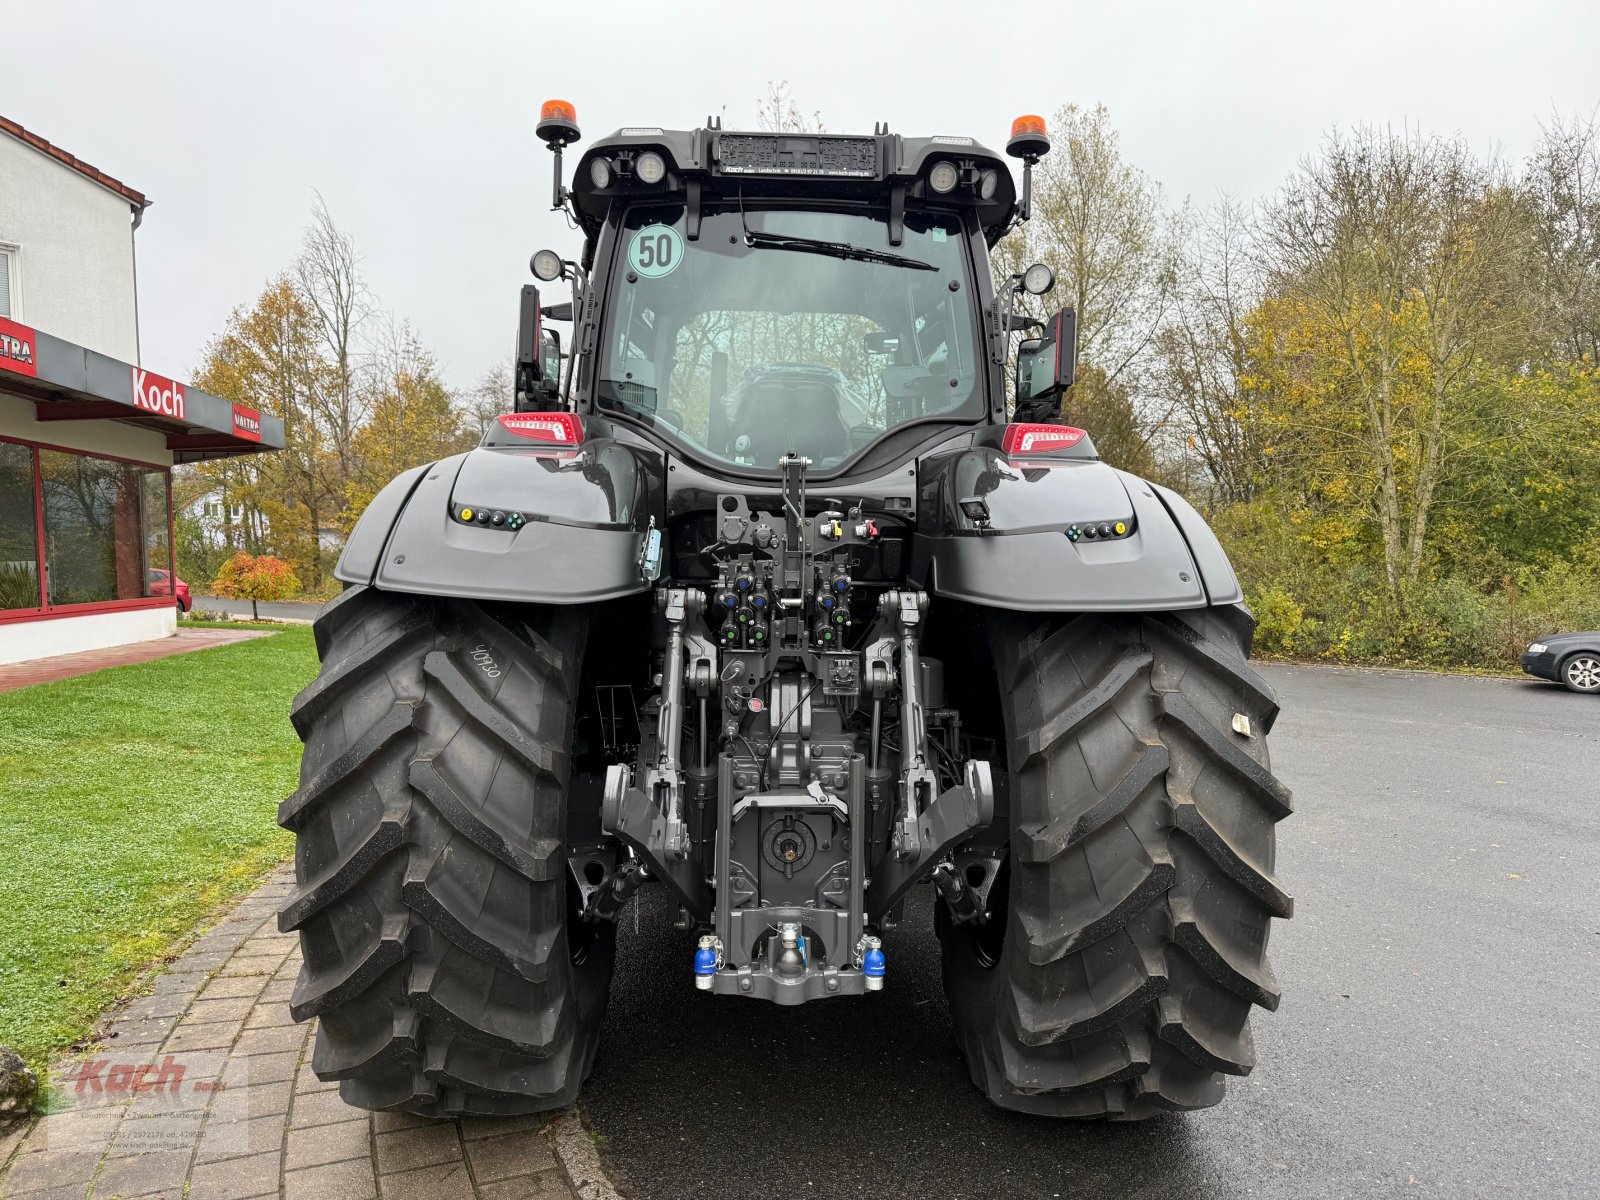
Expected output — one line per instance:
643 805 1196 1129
735 192 938 271
742 227 938 271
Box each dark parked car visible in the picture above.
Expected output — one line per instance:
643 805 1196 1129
1521 633 1600 693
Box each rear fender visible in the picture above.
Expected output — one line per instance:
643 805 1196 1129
915 448 1241 612
334 441 662 604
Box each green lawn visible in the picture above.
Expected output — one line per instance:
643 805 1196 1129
0 626 316 1071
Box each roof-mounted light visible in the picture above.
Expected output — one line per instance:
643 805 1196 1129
1008 114 1052 223
497 412 584 445
1007 114 1050 160
588 157 612 189
634 150 666 185
536 100 581 147
928 161 959 194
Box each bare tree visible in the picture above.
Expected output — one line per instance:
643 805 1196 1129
1525 110 1600 364
296 194 373 473
755 81 824 134
365 314 437 399
996 104 1187 392
991 104 1187 473
1156 196 1268 504
462 359 514 440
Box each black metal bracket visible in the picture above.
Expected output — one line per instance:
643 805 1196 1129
686 177 703 241
933 848 1007 926
601 764 714 918
868 760 994 921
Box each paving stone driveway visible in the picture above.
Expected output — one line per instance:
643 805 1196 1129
0 869 607 1200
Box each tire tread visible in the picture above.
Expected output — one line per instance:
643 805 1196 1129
940 604 1292 1118
279 586 610 1116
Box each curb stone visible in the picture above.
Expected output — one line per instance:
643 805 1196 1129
551 1108 626 1200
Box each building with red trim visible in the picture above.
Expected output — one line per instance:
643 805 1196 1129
0 115 282 665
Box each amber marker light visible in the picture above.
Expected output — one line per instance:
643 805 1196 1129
541 99 577 126
1007 113 1052 164
536 99 581 148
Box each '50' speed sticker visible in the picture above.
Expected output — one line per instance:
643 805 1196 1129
627 224 684 278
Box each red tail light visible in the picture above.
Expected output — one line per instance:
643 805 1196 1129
1002 423 1088 456
497 412 584 444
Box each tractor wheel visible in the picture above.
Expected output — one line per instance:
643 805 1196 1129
938 606 1292 1118
279 585 613 1116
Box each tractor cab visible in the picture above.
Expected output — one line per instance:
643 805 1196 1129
517 107 1074 478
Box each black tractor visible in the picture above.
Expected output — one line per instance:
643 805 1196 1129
280 103 1293 1120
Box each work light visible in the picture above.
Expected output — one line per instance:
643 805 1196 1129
531 249 563 281
635 151 667 185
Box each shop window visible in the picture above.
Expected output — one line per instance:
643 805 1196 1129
0 441 40 610
40 450 169 607
144 473 172 597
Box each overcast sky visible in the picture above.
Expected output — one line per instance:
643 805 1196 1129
6 0 1598 391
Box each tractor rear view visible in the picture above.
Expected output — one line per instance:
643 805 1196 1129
279 103 1292 1120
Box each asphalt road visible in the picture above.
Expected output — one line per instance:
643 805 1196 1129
581 664 1600 1199
192 595 326 622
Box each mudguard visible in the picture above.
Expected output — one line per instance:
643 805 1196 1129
916 448 1242 612
334 440 662 604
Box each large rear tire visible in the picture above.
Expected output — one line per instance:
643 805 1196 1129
279 585 613 1116
938 606 1292 1118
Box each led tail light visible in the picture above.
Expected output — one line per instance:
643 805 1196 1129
497 412 584 445
1001 423 1088 456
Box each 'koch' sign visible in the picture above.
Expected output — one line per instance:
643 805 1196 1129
0 316 37 378
131 367 186 420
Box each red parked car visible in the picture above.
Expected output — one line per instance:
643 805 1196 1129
148 568 192 612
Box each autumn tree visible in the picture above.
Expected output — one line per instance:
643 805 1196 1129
193 278 338 588
211 551 301 620
1255 128 1533 597
342 323 475 520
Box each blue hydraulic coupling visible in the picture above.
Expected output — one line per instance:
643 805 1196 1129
860 934 885 992
694 935 720 991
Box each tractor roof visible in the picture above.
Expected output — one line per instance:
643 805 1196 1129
569 126 1018 247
